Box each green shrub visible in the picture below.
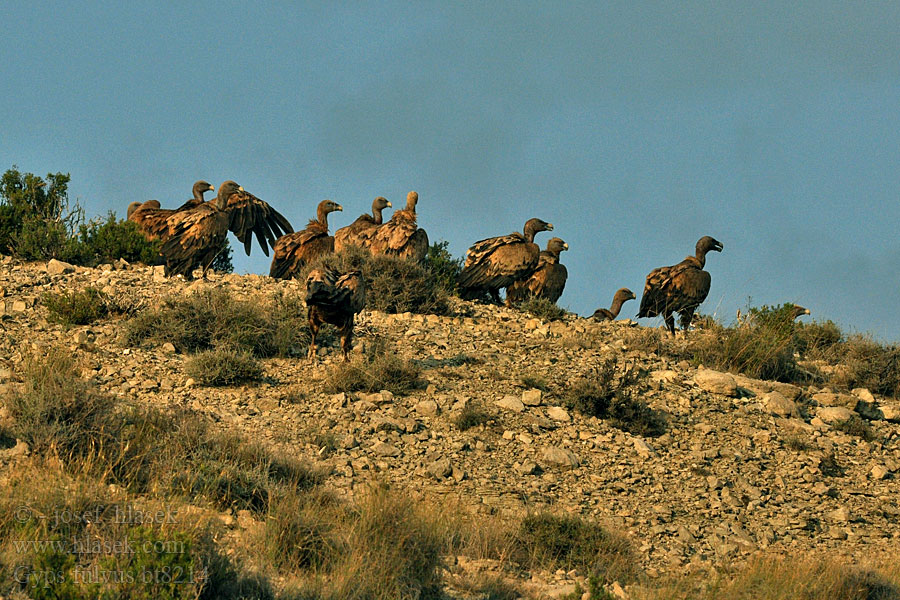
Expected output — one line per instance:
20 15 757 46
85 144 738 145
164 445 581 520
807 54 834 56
514 513 636 583
325 337 425 395
42 287 110 325
184 348 263 386
264 491 340 572
832 416 877 441
828 335 900 398
794 319 844 356
425 240 463 293
515 297 568 321
565 361 666 437
310 245 453 315
72 213 162 266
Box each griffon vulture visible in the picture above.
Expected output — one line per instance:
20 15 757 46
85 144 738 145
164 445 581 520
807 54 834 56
160 181 293 279
269 200 343 280
305 267 366 361
506 237 569 304
592 288 636 321
637 236 724 335
369 191 428 263
127 180 215 241
457 218 554 304
333 196 392 253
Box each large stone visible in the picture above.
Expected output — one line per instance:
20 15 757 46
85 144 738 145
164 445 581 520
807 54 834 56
414 400 440 417
495 395 525 413
813 392 856 408
428 458 453 479
694 369 738 396
817 406 853 424
852 388 876 403
634 438 653 457
881 405 900 423
762 391 797 417
521 389 543 406
540 446 580 468
546 406 570 422
46 259 75 275
371 441 400 457
854 400 883 421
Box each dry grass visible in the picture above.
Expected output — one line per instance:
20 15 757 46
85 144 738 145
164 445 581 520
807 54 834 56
184 348 264 386
453 403 495 431
324 337 425 396
514 297 568 321
41 286 113 326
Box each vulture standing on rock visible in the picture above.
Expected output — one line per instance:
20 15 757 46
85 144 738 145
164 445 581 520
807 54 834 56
333 196 392 253
127 180 216 241
269 200 343 279
161 181 293 279
369 191 428 263
506 237 569 304
638 236 723 335
457 218 554 304
305 267 366 361
592 288 636 321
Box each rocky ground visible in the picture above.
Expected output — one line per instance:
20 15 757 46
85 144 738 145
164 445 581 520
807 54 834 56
1 256 899 598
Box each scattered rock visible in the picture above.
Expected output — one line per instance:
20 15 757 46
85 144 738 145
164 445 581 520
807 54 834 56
694 369 738 396
546 406 570 422
46 259 75 275
817 406 854 424
414 399 440 417
371 441 401 457
428 458 453 479
540 446 580 468
762 391 797 417
522 388 543 406
495 395 525 413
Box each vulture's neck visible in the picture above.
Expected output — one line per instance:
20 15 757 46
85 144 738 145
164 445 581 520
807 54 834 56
317 206 331 228
372 206 384 225
405 199 417 213
608 296 627 318
693 250 707 268
193 187 206 202
545 249 561 261
523 227 538 243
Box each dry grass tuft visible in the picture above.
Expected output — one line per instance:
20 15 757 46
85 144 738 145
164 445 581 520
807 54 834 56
184 348 264 386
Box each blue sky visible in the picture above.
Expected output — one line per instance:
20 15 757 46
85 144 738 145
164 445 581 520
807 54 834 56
3 3 900 339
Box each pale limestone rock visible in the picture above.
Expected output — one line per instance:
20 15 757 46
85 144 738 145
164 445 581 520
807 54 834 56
546 406 570 422
46 259 74 275
813 392 857 408
541 446 580 468
414 400 439 417
372 441 400 457
762 391 797 417
852 388 876 403
817 406 853 423
694 369 738 396
522 388 543 406
495 395 525 413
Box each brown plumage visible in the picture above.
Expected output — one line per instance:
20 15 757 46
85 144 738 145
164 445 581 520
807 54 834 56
637 236 724 335
305 267 366 361
458 218 554 304
161 181 293 279
369 191 429 263
506 237 569 304
128 180 215 241
791 305 811 319
269 200 343 279
333 197 392 253
592 288 636 321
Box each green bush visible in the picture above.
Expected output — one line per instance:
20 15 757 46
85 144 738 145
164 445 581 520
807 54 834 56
324 337 425 395
184 348 264 386
425 240 463 294
514 513 636 583
515 297 568 321
73 213 162 266
827 335 900 398
42 287 111 326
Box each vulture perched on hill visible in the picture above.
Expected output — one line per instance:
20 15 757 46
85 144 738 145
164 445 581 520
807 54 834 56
269 200 343 280
305 267 366 361
457 218 554 304
592 288 636 321
161 181 293 279
369 191 428 263
333 196 392 253
127 180 215 241
506 237 569 304
637 236 724 335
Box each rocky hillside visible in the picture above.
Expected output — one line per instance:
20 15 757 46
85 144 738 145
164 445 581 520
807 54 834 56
2 256 899 597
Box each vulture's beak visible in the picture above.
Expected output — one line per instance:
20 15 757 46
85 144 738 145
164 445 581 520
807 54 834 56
563 243 569 251
804 308 811 315
208 185 215 191
629 292 637 300
335 204 343 211
386 201 392 207
238 186 244 192
546 223 554 231
714 241 724 252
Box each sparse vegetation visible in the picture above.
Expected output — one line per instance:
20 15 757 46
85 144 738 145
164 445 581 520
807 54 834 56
324 337 425 395
565 361 666 437
184 348 264 386
832 415 877 441
453 402 494 431
515 296 568 321
42 287 111 325
521 375 550 391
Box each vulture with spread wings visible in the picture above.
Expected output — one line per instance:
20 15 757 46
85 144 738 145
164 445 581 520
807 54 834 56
592 288 636 321
506 237 569 304
269 200 343 279
160 181 293 279
127 180 215 241
457 218 554 304
305 267 366 361
334 196 392 253
369 191 428 263
637 236 723 335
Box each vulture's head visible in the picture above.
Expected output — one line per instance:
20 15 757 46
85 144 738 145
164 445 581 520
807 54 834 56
406 191 419 212
547 237 568 254
791 305 811 320
696 236 724 255
126 201 143 219
216 181 244 208
523 218 554 241
614 288 637 303
373 196 392 211
143 200 161 210
318 200 343 214
193 180 215 198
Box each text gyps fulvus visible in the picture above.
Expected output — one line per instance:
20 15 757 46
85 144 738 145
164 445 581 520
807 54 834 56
637 236 723 335
305 267 366 361
160 181 293 279
333 196 392 254
506 237 569 304
269 200 343 280
457 218 554 304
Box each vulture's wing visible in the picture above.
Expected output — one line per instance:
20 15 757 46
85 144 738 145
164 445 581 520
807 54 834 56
541 263 568 304
336 271 367 314
269 222 333 280
160 206 228 276
334 214 377 252
223 189 294 257
459 236 538 290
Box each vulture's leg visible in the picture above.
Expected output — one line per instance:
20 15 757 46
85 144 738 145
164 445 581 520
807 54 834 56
664 312 677 336
307 310 320 361
340 317 354 362
679 308 696 331
489 288 502 304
